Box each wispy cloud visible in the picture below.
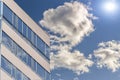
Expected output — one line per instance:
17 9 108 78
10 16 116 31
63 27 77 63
40 1 95 75
94 40 120 72
51 50 93 75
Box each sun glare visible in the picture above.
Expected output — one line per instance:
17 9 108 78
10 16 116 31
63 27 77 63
102 1 118 13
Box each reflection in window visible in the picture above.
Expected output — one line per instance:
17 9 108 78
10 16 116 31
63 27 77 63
27 27 31 41
45 45 50 59
1 56 30 80
37 64 45 80
3 4 12 24
18 18 23 34
2 32 13 50
45 71 50 80
1 56 12 75
3 3 50 60
16 69 22 80
37 37 45 54
23 23 27 37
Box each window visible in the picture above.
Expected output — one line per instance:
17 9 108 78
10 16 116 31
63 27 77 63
31 58 37 71
17 46 24 58
37 37 45 54
3 4 12 24
45 45 50 59
37 64 45 79
1 56 30 80
11 66 16 78
2 31 48 79
27 55 31 66
45 71 50 80
34 34 37 47
1 56 12 75
11 41 17 55
23 23 27 37
21 51 28 64
31 31 35 44
18 18 23 34
27 27 31 41
2 32 13 50
16 69 22 80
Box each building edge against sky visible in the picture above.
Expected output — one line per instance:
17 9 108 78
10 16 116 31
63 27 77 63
0 0 50 80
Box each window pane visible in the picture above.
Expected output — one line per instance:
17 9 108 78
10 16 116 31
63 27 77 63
21 51 28 64
11 41 17 55
37 64 45 79
18 18 22 34
1 56 12 75
34 34 37 47
45 71 50 80
23 23 27 37
16 69 22 80
27 55 31 66
2 32 13 50
31 58 36 71
27 27 31 41
11 66 16 78
3 4 12 24
45 45 50 59
17 46 23 58
37 37 45 54
31 31 34 44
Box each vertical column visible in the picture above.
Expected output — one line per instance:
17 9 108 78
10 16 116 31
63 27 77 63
0 1 3 80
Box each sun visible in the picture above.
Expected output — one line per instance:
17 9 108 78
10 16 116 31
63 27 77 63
102 1 118 13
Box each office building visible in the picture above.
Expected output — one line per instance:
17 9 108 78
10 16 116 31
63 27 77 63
0 0 50 80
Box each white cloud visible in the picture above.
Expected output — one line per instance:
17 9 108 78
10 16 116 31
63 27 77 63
40 1 94 47
51 50 93 75
94 40 120 72
40 1 95 75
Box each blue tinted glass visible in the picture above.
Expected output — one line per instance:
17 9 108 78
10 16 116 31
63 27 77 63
11 66 16 78
34 34 37 47
11 42 17 55
31 31 34 44
1 56 12 75
27 55 31 66
18 18 22 33
45 45 50 59
21 51 28 64
27 27 31 41
16 69 22 80
2 32 49 79
1 56 30 80
3 4 12 23
23 23 27 37
2 32 13 50
17 46 24 58
37 64 45 79
31 58 36 71
37 37 45 54
12 13 15 26
46 71 50 80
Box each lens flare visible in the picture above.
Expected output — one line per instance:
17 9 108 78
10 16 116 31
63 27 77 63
103 1 117 12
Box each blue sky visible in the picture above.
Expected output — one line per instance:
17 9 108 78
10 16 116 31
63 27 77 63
15 0 120 80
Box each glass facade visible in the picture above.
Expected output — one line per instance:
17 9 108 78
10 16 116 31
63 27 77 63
2 31 50 80
3 4 50 61
0 1 50 80
1 56 30 80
